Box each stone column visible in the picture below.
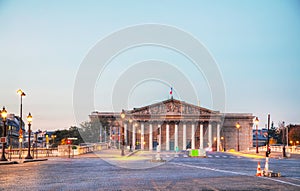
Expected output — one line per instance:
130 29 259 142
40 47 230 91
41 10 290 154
217 123 220 152
183 123 186 150
175 123 178 151
191 123 195 149
200 123 204 150
141 122 145 150
149 123 153 151
166 123 170 151
118 126 120 149
158 124 161 148
208 123 212 150
132 124 136 150
109 126 112 148
124 123 127 144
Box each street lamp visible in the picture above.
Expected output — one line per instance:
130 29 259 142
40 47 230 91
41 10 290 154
236 122 240 152
120 109 126 156
254 117 259 154
221 136 225 152
1 107 8 161
17 89 26 159
51 134 57 146
25 113 33 159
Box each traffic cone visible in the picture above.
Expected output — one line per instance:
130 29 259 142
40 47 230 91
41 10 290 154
256 162 262 176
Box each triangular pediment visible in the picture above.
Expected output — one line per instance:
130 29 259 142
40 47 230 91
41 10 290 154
130 98 218 116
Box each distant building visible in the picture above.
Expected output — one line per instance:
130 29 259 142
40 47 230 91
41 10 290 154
90 98 255 151
253 128 268 147
0 114 25 148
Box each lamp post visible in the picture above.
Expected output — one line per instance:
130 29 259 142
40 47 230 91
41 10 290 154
51 134 56 146
221 136 226 151
34 132 38 159
9 126 12 161
25 113 33 159
1 107 8 161
266 114 270 157
120 109 126 156
17 89 26 159
254 117 259 154
236 122 240 152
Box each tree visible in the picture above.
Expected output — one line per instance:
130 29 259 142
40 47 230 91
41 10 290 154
288 125 300 145
78 118 111 143
268 121 277 140
52 126 84 146
276 121 286 144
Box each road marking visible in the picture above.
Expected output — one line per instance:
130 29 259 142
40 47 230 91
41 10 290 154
170 162 248 176
170 162 300 188
287 177 300 182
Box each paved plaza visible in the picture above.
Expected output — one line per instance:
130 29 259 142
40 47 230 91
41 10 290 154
0 150 300 190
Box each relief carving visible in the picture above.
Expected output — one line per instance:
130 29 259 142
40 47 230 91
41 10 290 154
132 100 209 115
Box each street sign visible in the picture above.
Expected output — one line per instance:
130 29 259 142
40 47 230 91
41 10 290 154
0 137 7 143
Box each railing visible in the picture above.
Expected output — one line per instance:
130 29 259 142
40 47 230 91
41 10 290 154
0 143 109 159
1 148 59 159
248 145 300 153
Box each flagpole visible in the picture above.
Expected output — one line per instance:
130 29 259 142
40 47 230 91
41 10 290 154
170 87 173 99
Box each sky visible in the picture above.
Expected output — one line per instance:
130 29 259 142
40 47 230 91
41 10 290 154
0 0 299 131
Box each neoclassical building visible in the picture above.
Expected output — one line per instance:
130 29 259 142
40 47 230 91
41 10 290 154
90 98 255 151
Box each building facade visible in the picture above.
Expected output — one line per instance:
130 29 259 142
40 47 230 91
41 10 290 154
90 98 255 151
0 114 25 148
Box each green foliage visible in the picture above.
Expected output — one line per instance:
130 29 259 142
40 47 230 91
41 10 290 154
52 126 84 146
49 118 111 146
79 119 109 143
289 126 300 143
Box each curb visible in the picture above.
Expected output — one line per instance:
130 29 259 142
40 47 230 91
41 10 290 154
227 151 265 159
23 159 48 163
126 150 139 157
0 161 18 165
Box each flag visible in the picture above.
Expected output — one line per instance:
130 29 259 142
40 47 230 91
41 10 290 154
170 87 173 95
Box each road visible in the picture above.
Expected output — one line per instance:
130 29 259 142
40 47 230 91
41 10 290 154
0 151 299 190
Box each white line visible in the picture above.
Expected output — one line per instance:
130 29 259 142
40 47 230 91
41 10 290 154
287 177 300 182
170 162 248 176
170 162 300 187
260 176 300 187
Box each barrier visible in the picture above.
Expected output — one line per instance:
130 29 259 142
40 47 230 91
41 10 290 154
256 162 262 176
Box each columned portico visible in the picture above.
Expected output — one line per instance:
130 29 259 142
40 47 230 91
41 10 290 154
90 98 254 152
